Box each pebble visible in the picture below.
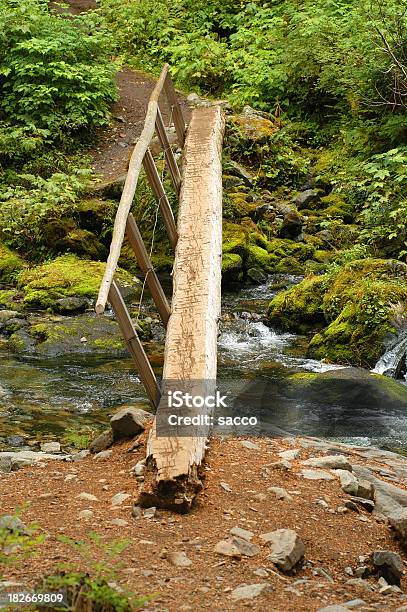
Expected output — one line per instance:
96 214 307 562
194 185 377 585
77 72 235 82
230 583 271 601
220 482 232 492
78 509 94 520
165 551 192 568
77 492 98 502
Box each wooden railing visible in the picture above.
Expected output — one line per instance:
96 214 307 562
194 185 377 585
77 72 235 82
95 64 186 409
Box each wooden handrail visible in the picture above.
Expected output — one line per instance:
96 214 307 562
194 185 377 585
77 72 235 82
96 64 170 315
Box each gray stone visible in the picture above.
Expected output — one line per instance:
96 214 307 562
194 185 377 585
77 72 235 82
89 429 114 454
110 406 152 440
77 492 98 502
267 486 293 501
352 464 407 518
390 508 407 547
110 518 128 527
300 469 334 481
132 505 142 519
264 529 305 572
302 455 352 471
341 599 367 609
231 536 260 557
230 583 270 601
165 551 192 568
220 482 232 492
6 435 25 447
294 189 321 210
214 539 241 558
230 526 254 541
0 450 69 472
93 450 112 460
78 510 94 520
348 496 375 512
356 479 374 501
72 449 90 461
333 469 358 495
372 550 404 585
239 440 260 450
0 515 29 535
279 449 301 461
40 441 61 453
318 607 349 612
143 507 156 519
110 492 131 507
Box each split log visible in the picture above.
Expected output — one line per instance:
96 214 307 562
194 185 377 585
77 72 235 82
138 106 225 512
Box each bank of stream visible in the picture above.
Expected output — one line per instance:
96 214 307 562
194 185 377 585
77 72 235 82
1 274 407 453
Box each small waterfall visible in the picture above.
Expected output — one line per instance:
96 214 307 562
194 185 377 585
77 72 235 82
372 330 407 379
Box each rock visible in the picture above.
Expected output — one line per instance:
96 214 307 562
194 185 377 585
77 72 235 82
372 550 404 585
263 529 305 572
40 441 61 453
348 496 375 512
132 505 142 519
240 440 260 450
318 607 349 612
356 479 374 501
78 510 94 520
279 449 301 461
300 469 334 481
143 507 156 519
77 492 98 502
165 551 192 568
268 487 293 501
230 526 254 541
6 435 25 447
0 310 22 323
294 189 321 210
110 406 152 440
71 449 90 461
0 515 29 534
110 518 129 527
340 599 367 609
333 469 358 495
93 450 112 460
389 508 407 547
214 539 241 558
55 297 89 314
0 450 69 472
111 492 131 507
220 482 232 492
89 429 114 454
231 537 260 557
280 211 303 240
302 455 352 471
268 460 291 471
253 568 269 578
247 268 267 284
230 583 271 601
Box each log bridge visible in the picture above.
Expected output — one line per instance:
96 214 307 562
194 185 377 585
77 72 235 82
96 65 225 512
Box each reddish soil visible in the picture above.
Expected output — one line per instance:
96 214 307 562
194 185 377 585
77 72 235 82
1 435 407 611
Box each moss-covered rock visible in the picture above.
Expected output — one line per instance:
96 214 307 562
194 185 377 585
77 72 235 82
222 222 250 260
307 258 407 366
0 244 26 284
54 229 108 260
268 275 327 333
266 238 315 262
222 253 243 284
18 255 139 310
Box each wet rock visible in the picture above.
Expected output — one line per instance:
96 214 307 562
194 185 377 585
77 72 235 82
111 492 131 507
300 469 334 481
89 429 114 454
333 469 358 495
268 487 293 501
280 211 303 240
0 515 29 535
40 441 61 453
55 297 89 314
165 551 192 568
230 583 271 601
110 406 152 440
302 455 352 471
262 529 305 571
294 189 321 210
247 268 267 284
230 526 254 541
372 550 404 585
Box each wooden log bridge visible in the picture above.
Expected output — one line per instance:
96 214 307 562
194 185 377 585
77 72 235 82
96 64 225 512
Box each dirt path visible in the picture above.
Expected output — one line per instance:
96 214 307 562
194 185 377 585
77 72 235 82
1 435 407 611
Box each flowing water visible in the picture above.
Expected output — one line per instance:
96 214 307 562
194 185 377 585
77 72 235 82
1 275 407 450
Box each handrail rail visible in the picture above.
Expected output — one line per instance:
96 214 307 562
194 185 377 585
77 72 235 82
96 63 172 315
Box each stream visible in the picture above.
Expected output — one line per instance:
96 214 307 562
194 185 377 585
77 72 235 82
1 274 406 451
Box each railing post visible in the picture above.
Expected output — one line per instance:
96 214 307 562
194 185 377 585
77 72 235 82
125 213 171 327
164 74 186 148
108 281 160 410
155 108 182 197
142 150 178 249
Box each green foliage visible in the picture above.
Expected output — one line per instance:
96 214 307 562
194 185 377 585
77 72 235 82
0 0 117 136
0 509 45 575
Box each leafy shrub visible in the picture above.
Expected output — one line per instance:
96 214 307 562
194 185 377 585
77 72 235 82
0 0 117 137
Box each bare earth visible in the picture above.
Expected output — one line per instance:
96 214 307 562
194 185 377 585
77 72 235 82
1 434 407 611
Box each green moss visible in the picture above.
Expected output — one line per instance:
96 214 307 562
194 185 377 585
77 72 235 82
93 338 125 351
268 275 326 332
0 289 22 310
222 252 243 275
247 244 277 272
275 256 304 275
266 238 315 262
18 255 138 310
0 244 26 284
222 221 250 259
